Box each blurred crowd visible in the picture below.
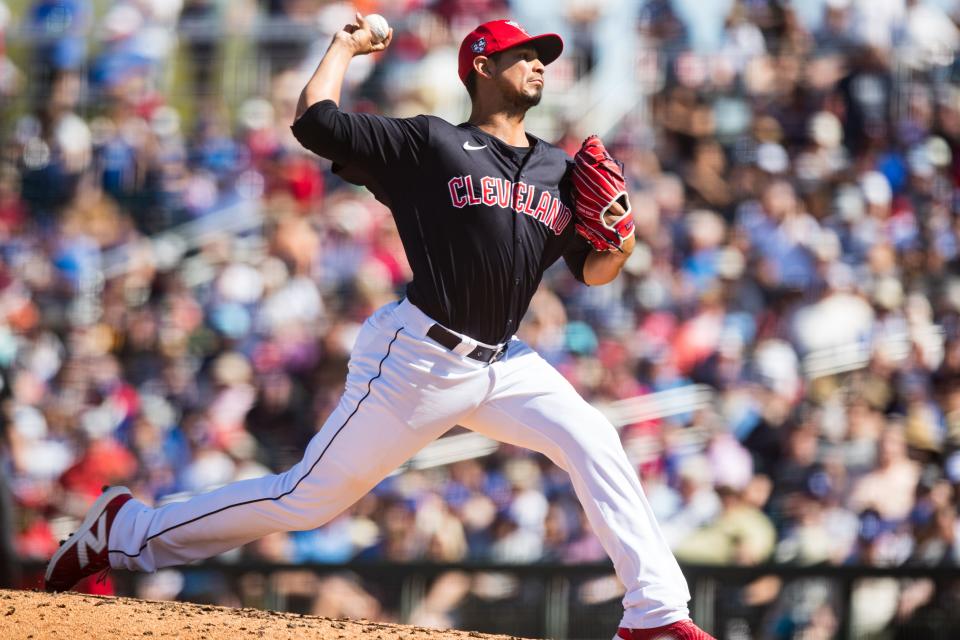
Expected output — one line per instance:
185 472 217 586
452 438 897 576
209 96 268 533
2 0 960 638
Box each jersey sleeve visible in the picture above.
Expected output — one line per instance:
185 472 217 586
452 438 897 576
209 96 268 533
291 100 429 194
558 156 592 283
562 233 593 284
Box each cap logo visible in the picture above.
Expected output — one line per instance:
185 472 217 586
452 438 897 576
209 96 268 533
505 20 529 35
472 37 486 54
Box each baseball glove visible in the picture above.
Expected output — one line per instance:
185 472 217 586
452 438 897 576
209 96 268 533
572 135 634 252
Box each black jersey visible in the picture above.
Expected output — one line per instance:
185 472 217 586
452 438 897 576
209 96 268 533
291 100 592 345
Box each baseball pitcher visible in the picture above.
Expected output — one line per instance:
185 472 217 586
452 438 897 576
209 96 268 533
46 15 713 640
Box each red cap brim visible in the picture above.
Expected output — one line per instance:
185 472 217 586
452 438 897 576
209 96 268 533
521 33 564 67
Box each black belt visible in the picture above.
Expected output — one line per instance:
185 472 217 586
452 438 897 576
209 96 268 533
426 324 506 364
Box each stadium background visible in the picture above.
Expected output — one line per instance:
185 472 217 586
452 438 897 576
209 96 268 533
1 0 960 638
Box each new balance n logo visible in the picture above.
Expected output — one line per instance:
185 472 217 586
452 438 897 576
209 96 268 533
77 512 108 568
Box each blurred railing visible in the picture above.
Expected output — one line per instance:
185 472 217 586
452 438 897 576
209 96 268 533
396 387 715 473
98 197 264 279
19 560 960 639
801 325 946 379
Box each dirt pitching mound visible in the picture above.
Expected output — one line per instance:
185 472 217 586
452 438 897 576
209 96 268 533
0 589 533 640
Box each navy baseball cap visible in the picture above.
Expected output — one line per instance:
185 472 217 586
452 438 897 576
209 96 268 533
458 20 563 84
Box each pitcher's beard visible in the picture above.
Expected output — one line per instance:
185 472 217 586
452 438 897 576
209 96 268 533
515 84 543 108
520 89 543 107
496 79 543 113
503 90 542 118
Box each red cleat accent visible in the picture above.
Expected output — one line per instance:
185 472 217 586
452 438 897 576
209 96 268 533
617 620 716 640
44 487 133 592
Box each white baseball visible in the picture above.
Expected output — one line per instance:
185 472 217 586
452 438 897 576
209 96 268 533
365 14 389 44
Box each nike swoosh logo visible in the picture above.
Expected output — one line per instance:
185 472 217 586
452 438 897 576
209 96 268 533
463 141 487 151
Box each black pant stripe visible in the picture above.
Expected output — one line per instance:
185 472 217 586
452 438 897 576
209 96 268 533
109 327 404 559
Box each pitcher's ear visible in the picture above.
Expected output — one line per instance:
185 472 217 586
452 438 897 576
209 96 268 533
473 56 493 79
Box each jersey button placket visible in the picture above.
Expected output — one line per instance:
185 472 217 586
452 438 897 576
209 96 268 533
513 229 522 286
508 148 535 337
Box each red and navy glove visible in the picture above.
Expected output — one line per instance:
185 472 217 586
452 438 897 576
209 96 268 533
571 135 634 252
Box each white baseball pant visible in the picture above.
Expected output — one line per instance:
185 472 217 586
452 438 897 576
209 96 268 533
108 298 690 628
